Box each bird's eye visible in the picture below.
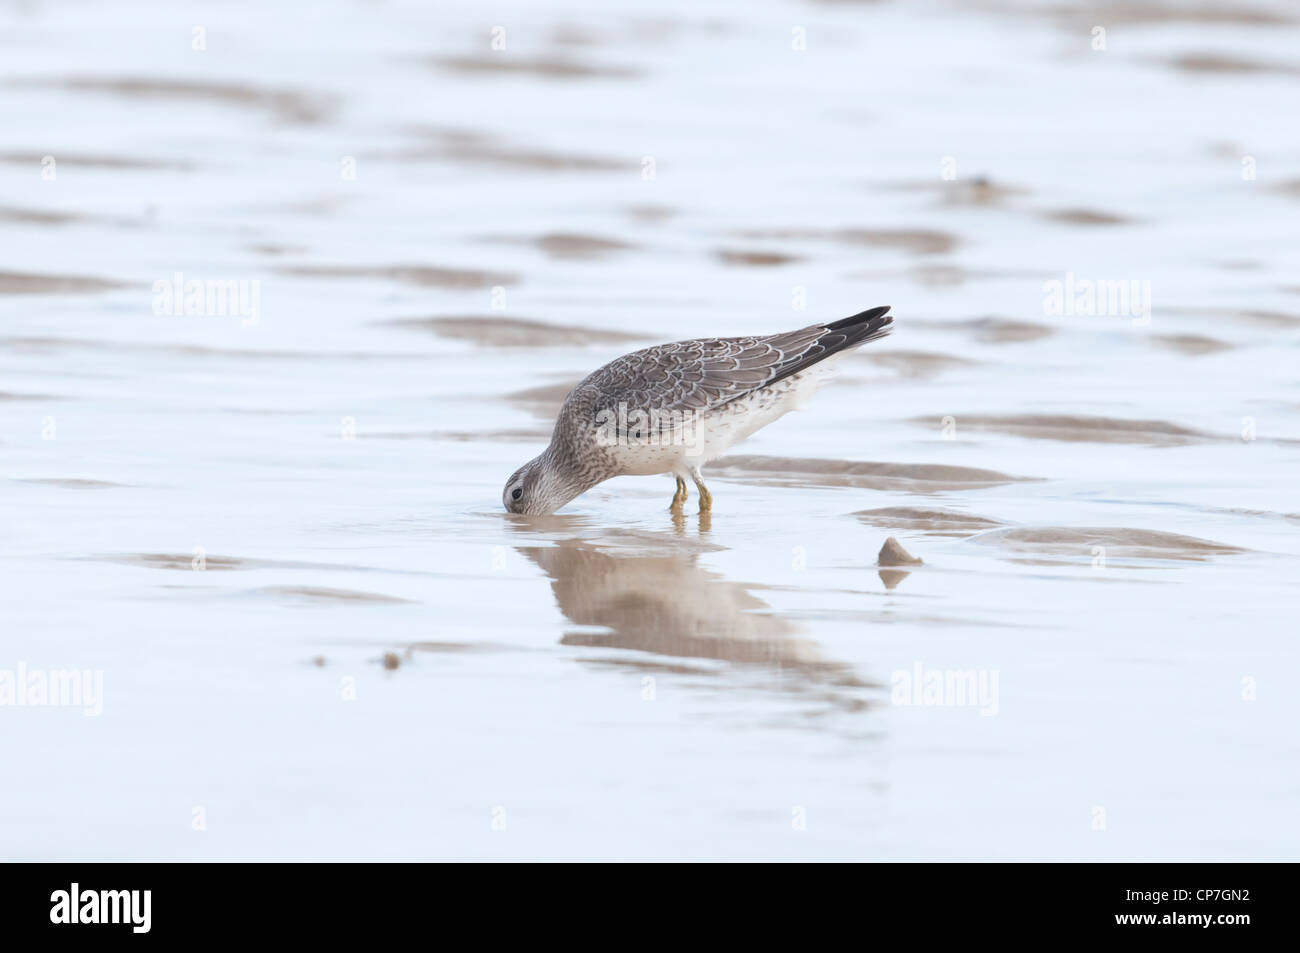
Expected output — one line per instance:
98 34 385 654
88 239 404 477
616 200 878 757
511 487 523 501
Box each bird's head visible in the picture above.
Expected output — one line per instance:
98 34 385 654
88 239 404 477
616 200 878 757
502 453 582 516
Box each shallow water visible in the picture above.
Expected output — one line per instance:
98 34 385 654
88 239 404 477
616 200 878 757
2 0 1297 860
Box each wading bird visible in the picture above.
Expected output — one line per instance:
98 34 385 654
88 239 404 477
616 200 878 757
503 306 893 515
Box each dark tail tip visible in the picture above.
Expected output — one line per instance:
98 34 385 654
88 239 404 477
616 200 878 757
827 305 891 331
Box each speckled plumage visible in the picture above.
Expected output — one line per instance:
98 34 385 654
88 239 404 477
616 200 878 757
503 306 893 514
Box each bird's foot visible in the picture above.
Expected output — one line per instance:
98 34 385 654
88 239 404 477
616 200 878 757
691 472 713 514
670 475 689 511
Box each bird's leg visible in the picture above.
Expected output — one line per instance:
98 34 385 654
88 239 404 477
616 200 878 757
690 468 713 513
670 475 689 511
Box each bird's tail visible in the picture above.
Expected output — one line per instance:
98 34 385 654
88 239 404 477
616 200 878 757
825 305 894 347
764 305 893 388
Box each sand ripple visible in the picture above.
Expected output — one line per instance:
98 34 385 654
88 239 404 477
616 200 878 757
973 526 1247 563
735 227 957 255
911 413 1216 446
0 271 126 295
856 506 1005 536
279 263 517 290
389 315 642 347
248 586 414 605
713 455 1034 491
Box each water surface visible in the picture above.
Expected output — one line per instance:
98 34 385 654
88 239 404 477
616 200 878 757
2 0 1297 860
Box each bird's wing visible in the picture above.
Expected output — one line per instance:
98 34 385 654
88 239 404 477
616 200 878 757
585 306 892 418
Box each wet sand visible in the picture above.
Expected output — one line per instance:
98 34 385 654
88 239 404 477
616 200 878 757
278 263 519 289
908 414 1222 446
387 315 644 347
711 455 1035 491
735 227 959 255
0 271 127 294
970 526 1248 563
29 75 336 124
2 0 1296 863
857 506 1006 536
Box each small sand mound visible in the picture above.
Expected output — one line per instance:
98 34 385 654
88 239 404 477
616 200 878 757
878 537 923 566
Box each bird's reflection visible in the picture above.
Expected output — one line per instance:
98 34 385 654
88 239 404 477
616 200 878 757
507 517 868 698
